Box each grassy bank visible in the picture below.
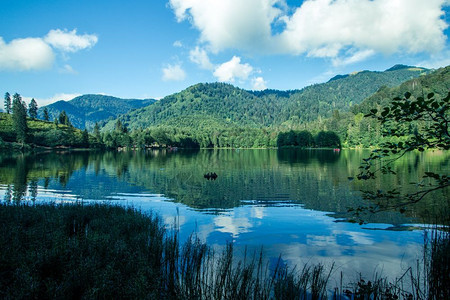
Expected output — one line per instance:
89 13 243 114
0 203 447 299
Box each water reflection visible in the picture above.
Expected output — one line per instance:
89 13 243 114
0 149 448 225
1 149 445 281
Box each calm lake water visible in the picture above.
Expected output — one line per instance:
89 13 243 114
0 149 448 281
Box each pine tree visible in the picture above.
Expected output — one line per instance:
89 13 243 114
93 122 101 142
28 98 38 119
12 93 28 144
43 107 50 121
82 129 89 147
58 111 71 126
4 92 11 114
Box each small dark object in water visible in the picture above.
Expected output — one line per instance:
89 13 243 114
204 172 218 180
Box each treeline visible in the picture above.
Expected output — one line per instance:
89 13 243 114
96 119 342 149
1 92 89 149
277 130 340 148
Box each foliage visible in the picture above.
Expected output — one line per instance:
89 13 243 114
0 203 330 299
38 94 156 130
12 93 28 144
277 130 314 147
102 66 428 132
43 107 49 121
58 110 71 126
4 92 11 114
354 90 449 220
28 98 38 119
0 112 91 148
0 202 446 299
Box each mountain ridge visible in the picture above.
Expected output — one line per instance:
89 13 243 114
102 65 430 131
39 94 156 130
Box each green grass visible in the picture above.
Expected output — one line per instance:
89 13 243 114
0 112 87 148
0 203 448 299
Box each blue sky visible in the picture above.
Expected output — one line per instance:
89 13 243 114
1 0 449 107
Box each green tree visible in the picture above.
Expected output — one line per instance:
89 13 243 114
12 93 28 144
4 92 11 114
93 122 102 142
315 131 340 148
43 107 50 121
355 92 449 219
82 129 90 148
58 111 71 126
28 98 38 119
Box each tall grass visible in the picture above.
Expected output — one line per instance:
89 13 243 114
0 203 448 299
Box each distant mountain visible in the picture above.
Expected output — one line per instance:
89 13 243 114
103 65 429 131
39 94 156 129
384 64 417 72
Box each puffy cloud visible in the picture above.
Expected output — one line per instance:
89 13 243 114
252 76 268 90
278 0 447 57
170 0 449 63
0 37 54 71
44 29 98 52
169 0 283 53
213 56 253 82
0 29 98 72
162 63 186 81
189 46 214 70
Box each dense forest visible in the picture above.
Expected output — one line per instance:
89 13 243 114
102 65 428 132
2 65 448 150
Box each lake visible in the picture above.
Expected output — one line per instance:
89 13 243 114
0 149 448 282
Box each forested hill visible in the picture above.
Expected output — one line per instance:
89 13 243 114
354 65 450 114
39 94 156 130
307 65 450 148
103 65 429 131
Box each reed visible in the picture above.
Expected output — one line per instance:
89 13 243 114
0 203 447 299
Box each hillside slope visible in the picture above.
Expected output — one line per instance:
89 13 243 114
39 94 156 130
104 65 429 131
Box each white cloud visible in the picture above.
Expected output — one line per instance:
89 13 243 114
173 40 183 47
0 29 98 72
169 0 283 53
213 56 253 82
162 63 186 81
44 29 98 52
252 76 268 90
170 0 449 63
23 93 82 107
0 37 54 71
278 0 447 57
332 49 376 67
189 46 214 70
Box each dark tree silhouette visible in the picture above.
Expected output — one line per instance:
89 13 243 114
12 93 28 145
28 98 38 119
4 92 11 114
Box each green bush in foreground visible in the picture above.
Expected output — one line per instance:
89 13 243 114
0 203 447 299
